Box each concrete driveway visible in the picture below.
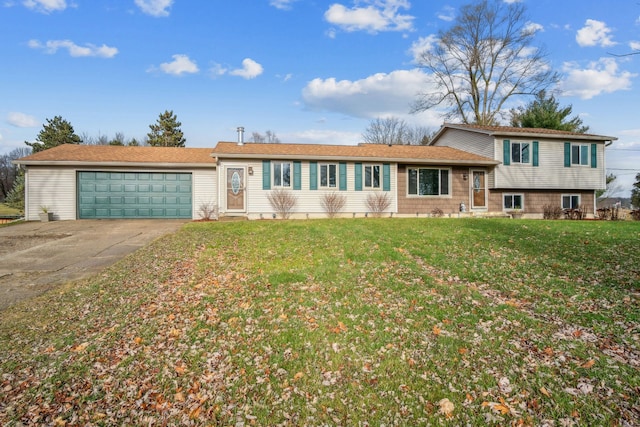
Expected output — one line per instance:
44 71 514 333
0 219 188 311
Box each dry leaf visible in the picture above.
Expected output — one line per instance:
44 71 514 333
432 325 441 336
581 359 595 368
438 398 454 418
540 387 551 397
294 372 304 381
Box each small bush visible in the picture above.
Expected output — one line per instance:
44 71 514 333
631 210 640 221
198 202 218 221
431 207 444 217
365 192 391 217
542 204 563 220
267 188 298 219
321 192 346 218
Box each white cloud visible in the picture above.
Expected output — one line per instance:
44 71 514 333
524 21 543 34
229 58 264 79
560 58 636 99
630 41 640 51
22 0 66 13
7 112 38 128
302 68 441 126
134 0 173 17
437 6 454 22
270 0 297 10
28 39 118 58
576 19 616 47
157 54 199 76
324 0 414 34
408 35 438 63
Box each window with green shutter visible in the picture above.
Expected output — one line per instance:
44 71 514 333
503 140 511 166
262 160 271 190
382 163 390 191
339 162 347 191
293 161 301 190
354 163 362 191
309 161 318 190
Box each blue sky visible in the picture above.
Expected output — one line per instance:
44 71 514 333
1 0 639 196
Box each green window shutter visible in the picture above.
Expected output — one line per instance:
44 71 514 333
354 163 362 191
591 144 597 168
262 160 271 190
532 141 539 166
503 140 511 166
309 161 317 190
383 163 391 191
564 143 571 167
293 161 301 190
339 162 347 191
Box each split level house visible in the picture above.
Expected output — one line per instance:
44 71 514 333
14 124 616 221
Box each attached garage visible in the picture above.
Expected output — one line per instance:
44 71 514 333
78 171 193 219
14 145 217 221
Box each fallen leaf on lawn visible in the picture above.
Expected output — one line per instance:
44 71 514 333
71 342 89 352
134 336 143 345
581 359 595 369
540 387 551 397
438 398 454 418
432 325 441 336
458 347 468 355
294 372 304 381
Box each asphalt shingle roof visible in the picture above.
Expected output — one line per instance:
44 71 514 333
212 141 498 165
15 144 216 165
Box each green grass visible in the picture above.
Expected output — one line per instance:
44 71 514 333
0 204 21 216
1 218 638 425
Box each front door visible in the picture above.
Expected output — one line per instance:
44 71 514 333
226 167 245 212
471 170 487 209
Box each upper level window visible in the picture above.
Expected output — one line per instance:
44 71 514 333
408 168 450 196
511 142 530 164
273 162 291 187
571 144 589 166
364 165 381 189
320 164 337 188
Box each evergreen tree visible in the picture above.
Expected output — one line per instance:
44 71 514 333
147 110 186 147
5 170 25 212
510 90 589 133
25 116 82 153
631 173 640 209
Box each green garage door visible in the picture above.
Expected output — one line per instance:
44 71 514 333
78 171 192 219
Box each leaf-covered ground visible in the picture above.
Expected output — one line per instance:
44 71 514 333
1 219 638 426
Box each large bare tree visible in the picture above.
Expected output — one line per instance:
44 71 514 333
362 117 433 145
412 0 559 125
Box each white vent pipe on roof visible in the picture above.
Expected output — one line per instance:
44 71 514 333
237 126 245 145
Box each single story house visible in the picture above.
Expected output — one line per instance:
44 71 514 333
14 124 616 220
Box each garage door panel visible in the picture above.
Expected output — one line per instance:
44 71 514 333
78 172 192 219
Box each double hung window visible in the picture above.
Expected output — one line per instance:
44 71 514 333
273 162 291 187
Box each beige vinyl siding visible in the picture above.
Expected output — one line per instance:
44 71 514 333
25 167 77 221
494 139 605 190
433 128 494 158
220 160 398 218
192 170 217 220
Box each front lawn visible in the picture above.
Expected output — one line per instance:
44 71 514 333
1 219 638 425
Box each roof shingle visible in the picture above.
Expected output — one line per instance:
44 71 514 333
16 144 216 165
212 141 498 165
